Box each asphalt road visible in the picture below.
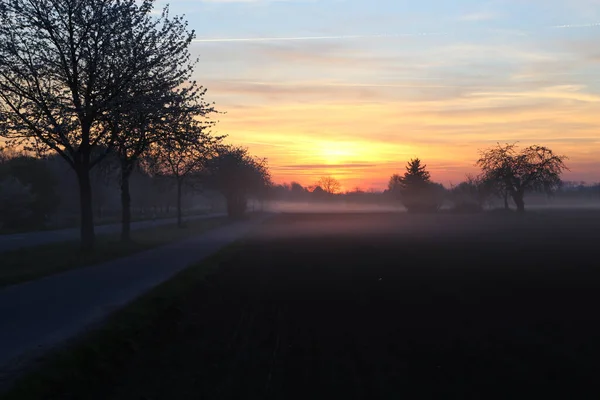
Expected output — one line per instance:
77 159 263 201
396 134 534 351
0 213 226 253
0 214 270 376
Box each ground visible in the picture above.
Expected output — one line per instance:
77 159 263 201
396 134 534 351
5 210 600 399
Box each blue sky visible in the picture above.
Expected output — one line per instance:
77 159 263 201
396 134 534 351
161 0 600 189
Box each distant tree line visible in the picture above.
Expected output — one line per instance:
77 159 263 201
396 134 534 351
269 176 388 203
0 0 270 249
269 143 589 214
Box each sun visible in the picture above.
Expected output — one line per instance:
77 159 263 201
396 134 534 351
318 142 358 165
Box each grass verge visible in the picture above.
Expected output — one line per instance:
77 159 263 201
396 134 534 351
0 240 243 400
0 216 231 288
0 209 224 235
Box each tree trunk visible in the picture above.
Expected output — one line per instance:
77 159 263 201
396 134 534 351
512 192 525 213
76 168 95 251
120 166 132 242
226 195 234 218
503 191 509 210
226 194 247 218
177 178 183 228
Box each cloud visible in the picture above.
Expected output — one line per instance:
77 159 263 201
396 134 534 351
279 163 378 170
184 4 600 188
459 11 498 21
215 85 600 187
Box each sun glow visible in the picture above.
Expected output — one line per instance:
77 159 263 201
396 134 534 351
318 142 359 164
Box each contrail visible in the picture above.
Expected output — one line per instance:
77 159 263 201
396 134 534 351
192 32 447 43
552 22 600 28
192 23 599 44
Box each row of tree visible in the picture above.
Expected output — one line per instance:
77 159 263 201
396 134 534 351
0 147 270 232
0 0 271 249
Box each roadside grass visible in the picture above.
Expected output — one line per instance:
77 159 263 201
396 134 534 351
0 216 231 288
0 241 243 400
0 208 223 235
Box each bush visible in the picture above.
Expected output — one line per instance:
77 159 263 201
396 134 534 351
389 159 445 214
0 176 35 230
401 182 445 213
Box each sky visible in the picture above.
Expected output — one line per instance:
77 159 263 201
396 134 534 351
164 0 600 190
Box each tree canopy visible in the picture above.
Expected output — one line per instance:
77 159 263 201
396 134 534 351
317 176 341 194
477 143 568 212
144 115 222 227
205 145 271 217
0 0 207 248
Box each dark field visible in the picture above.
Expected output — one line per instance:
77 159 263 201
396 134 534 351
6 210 600 399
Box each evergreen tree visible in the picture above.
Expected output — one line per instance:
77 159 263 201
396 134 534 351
389 158 443 213
400 158 430 188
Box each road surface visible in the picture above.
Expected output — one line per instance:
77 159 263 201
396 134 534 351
0 213 226 253
0 214 270 378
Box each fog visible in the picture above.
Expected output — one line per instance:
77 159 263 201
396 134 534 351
250 197 600 245
262 200 406 214
260 198 600 215
524 202 600 210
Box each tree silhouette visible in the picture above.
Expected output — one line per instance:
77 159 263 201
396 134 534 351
0 0 195 249
144 118 222 228
477 143 568 212
389 158 443 213
205 146 271 218
450 174 493 212
317 176 341 194
403 158 430 185
113 90 215 240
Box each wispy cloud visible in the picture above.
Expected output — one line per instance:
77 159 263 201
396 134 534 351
183 0 600 187
216 80 476 88
279 163 378 170
459 11 498 21
192 32 447 43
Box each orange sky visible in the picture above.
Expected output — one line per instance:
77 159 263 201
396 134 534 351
207 87 600 191
184 2 600 191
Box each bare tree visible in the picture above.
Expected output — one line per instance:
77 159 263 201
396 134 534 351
317 176 341 194
477 143 568 212
0 0 183 249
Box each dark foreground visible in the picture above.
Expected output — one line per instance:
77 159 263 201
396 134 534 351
6 210 600 399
